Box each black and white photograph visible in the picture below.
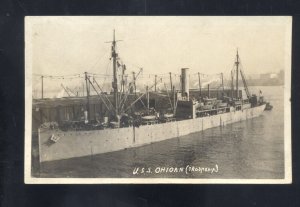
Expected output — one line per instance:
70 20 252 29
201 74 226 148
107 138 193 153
24 16 291 184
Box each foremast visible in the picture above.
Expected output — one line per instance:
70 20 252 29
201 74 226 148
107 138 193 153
234 49 251 100
235 49 239 99
111 30 119 117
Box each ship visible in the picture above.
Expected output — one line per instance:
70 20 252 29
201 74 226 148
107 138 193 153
35 31 267 163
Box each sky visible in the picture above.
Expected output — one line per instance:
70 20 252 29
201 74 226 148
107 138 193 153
26 16 291 96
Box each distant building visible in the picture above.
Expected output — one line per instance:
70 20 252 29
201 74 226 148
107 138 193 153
246 70 284 86
260 73 278 79
270 73 278 79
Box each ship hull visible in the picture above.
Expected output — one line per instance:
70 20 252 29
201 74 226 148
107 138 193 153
38 104 266 163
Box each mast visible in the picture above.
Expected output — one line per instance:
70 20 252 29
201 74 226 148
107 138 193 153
111 30 119 116
173 85 176 114
169 72 173 92
221 72 224 95
197 72 202 98
235 49 239 99
146 85 149 111
120 66 124 93
85 72 90 122
41 75 44 99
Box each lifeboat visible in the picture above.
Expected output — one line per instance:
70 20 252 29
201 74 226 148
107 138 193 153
164 113 174 118
141 115 156 120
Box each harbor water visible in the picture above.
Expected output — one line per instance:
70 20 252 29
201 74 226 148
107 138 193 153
35 86 285 179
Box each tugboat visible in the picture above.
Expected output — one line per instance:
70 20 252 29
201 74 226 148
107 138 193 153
265 102 273 110
257 90 273 111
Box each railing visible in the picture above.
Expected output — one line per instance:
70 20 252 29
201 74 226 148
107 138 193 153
196 106 231 118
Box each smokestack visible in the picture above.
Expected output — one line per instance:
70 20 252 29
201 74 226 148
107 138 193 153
181 68 189 100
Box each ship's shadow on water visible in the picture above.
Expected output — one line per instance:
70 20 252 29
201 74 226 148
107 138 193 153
36 86 285 179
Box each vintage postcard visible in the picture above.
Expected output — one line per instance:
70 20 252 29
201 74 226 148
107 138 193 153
25 16 292 184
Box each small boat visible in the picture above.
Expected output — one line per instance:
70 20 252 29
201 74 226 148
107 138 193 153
265 102 273 110
163 113 174 118
141 115 156 120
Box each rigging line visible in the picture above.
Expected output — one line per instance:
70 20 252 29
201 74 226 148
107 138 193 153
174 90 179 114
66 86 77 96
88 73 112 77
191 72 209 76
133 68 143 82
119 83 135 113
124 93 146 113
138 96 148 110
100 60 112 90
118 71 128 107
33 73 45 77
105 59 112 76
86 77 111 112
239 63 251 96
193 73 222 78
60 84 71 97
38 73 81 77
124 83 157 112
118 94 125 112
142 73 171 76
89 59 111 78
48 76 82 80
93 77 115 110
89 47 110 73
121 60 143 70
164 83 174 111
230 62 236 83
157 73 170 77
86 72 173 78
33 74 82 79
118 80 124 110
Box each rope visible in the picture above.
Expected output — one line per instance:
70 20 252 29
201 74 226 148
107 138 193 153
93 77 115 110
87 77 112 111
164 83 174 111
